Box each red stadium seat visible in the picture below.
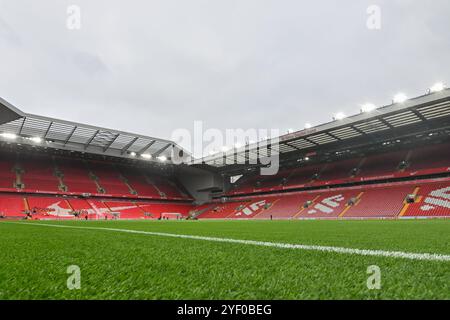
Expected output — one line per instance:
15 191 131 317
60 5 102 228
0 194 26 217
403 183 450 217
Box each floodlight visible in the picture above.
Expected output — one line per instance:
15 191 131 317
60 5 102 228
361 103 376 113
393 93 408 104
30 137 42 143
429 82 446 93
0 133 17 140
333 112 346 120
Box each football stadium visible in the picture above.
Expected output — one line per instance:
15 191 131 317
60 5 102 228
0 86 449 300
0 2 449 307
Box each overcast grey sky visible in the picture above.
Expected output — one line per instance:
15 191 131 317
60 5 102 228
0 0 449 154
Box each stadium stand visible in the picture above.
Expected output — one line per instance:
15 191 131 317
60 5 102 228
256 193 312 219
0 158 15 190
0 153 190 199
357 150 407 179
342 185 414 218
199 180 450 220
0 149 193 220
225 142 450 196
87 162 132 196
56 159 100 194
0 194 26 218
1 89 450 220
297 190 362 219
20 159 60 193
27 196 73 219
67 198 94 213
407 144 450 172
402 183 450 217
119 170 162 199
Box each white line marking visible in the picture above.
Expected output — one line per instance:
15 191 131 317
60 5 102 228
3 222 450 262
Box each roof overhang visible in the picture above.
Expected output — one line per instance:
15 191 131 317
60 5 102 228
0 97 191 164
193 89 450 169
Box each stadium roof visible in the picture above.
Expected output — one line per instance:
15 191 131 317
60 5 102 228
0 97 190 164
2 88 450 169
194 88 450 169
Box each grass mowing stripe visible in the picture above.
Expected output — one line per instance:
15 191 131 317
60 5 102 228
5 221 450 262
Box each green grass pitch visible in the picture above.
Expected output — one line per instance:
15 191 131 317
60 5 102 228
0 219 448 300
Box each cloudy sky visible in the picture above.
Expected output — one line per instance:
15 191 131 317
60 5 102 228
0 0 449 155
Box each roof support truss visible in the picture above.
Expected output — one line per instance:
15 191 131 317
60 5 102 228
138 140 156 154
152 143 172 157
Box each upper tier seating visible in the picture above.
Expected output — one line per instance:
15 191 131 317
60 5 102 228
57 160 99 194
21 160 60 192
408 144 450 171
255 169 293 191
284 164 323 187
88 162 132 196
227 143 450 196
0 152 191 200
149 175 189 199
316 158 362 183
0 158 15 189
120 171 162 198
358 150 407 179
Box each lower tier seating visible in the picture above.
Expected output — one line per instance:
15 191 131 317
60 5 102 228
198 180 450 219
0 194 26 217
0 194 192 220
297 190 363 219
1 181 448 221
27 197 73 219
403 184 450 217
343 186 414 218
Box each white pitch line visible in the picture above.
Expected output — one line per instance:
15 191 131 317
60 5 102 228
3 221 450 262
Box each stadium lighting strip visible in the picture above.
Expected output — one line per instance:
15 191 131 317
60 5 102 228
393 93 408 104
361 103 376 113
0 132 18 140
198 81 449 166
0 132 171 163
332 82 447 123
0 132 44 144
0 81 447 166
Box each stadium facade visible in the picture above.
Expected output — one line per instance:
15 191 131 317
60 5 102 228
0 88 450 220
